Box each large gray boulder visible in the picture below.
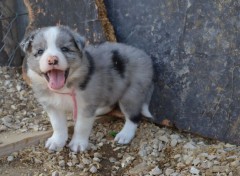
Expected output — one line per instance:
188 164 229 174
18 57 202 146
104 0 240 144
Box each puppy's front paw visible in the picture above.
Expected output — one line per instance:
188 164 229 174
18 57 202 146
68 138 89 152
114 130 135 144
45 134 67 151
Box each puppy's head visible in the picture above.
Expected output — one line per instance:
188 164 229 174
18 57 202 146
20 26 86 90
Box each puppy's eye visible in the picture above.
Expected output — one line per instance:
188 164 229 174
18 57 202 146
37 49 44 55
61 47 70 52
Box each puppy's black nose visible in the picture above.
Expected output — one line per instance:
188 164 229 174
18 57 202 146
48 56 59 65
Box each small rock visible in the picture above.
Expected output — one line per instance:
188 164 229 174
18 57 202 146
34 158 42 164
170 139 178 147
170 134 180 140
230 160 240 167
117 153 123 158
200 161 213 169
174 154 181 159
59 160 65 167
207 154 216 160
96 132 104 140
159 136 169 143
94 152 102 158
52 171 59 176
0 125 7 132
67 161 73 167
82 158 91 165
33 125 39 131
66 172 74 176
7 156 14 162
76 164 84 169
89 166 97 173
149 166 162 175
225 143 236 148
11 105 17 110
139 148 147 157
16 84 22 91
72 158 79 165
4 80 10 86
176 163 185 169
93 157 101 162
165 168 174 175
185 156 193 165
109 157 116 163
2 116 12 124
121 155 135 168
183 142 196 150
158 143 164 151
190 166 200 175
129 162 148 174
212 166 229 173
192 158 201 166
151 149 159 157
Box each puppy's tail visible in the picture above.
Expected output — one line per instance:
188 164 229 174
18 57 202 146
141 84 154 119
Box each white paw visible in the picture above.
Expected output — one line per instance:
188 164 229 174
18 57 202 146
68 138 89 152
45 134 67 151
114 130 135 144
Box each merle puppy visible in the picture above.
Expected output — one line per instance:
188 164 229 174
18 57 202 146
20 26 154 152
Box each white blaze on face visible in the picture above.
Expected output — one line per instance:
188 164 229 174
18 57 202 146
39 27 68 90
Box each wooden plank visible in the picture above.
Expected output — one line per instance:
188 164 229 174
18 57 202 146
0 130 53 157
0 116 122 157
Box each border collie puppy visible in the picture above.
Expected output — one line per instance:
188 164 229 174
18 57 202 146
20 26 153 152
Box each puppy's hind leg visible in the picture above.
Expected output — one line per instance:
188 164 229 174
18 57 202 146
141 84 154 119
115 93 144 144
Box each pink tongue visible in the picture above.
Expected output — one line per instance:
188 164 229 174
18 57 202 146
47 70 65 90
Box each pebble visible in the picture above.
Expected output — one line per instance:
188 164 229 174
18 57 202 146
67 161 73 167
212 166 229 173
183 142 196 149
89 166 97 173
2 116 12 124
59 160 65 167
93 157 101 162
129 162 148 174
7 155 14 162
109 157 116 163
192 158 201 166
165 168 174 175
82 158 91 165
34 158 42 164
149 166 162 175
139 148 147 157
93 152 102 158
0 125 7 132
121 155 135 168
159 136 169 143
190 166 200 175
52 171 59 176
170 139 178 147
16 84 22 91
76 164 84 169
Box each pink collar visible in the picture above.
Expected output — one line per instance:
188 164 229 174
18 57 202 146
53 89 78 121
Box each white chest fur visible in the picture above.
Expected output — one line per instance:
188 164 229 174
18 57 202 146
39 92 74 112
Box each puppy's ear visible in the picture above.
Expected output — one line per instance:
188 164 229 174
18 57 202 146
20 29 39 53
72 31 86 50
60 26 86 51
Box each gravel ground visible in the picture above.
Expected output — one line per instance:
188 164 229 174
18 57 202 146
1 66 240 176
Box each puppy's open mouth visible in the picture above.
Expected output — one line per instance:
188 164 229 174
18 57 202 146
44 69 69 90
